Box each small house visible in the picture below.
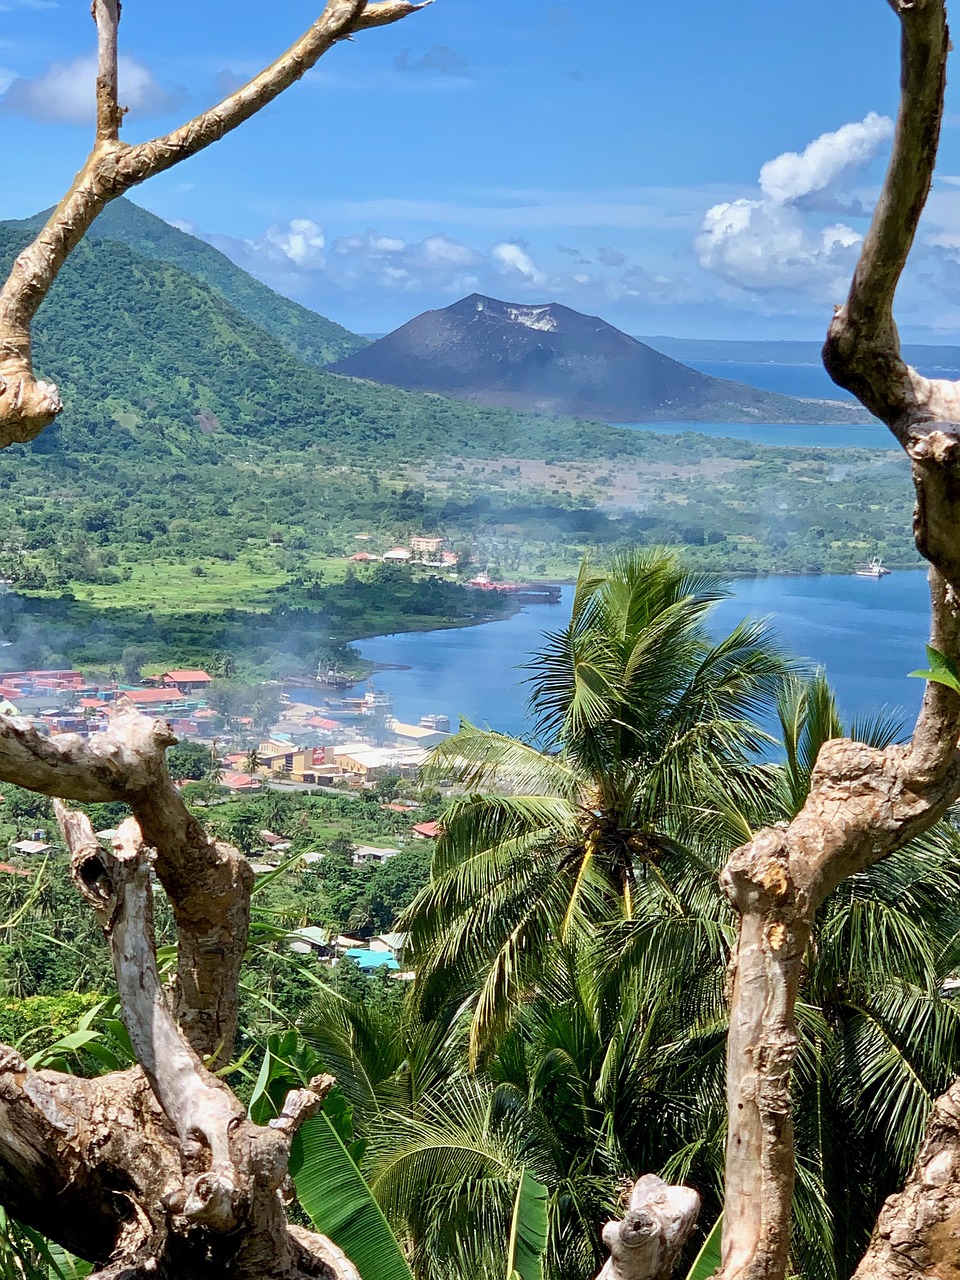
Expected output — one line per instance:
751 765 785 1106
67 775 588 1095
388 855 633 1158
162 670 212 694
352 844 401 867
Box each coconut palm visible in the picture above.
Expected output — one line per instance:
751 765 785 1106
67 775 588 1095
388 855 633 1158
603 670 960 1280
373 659 960 1280
404 550 787 1057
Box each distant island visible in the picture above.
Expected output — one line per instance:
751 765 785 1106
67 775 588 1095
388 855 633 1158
328 293 871 425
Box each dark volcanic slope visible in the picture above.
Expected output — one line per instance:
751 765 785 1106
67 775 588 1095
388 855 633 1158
329 294 863 424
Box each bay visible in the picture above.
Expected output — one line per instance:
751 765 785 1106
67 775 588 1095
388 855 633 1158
615 420 898 450
357 356 932 740
358 570 932 740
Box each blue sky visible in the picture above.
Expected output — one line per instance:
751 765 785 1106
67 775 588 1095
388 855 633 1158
4 0 960 339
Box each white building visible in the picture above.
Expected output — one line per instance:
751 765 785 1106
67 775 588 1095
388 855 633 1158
352 845 401 867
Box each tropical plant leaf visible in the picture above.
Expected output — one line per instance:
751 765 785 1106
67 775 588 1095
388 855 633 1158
909 645 960 694
686 1214 722 1280
506 1167 549 1280
291 1113 414 1280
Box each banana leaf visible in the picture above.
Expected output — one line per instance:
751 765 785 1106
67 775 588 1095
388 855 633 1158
686 1214 722 1280
291 1113 413 1280
506 1167 549 1280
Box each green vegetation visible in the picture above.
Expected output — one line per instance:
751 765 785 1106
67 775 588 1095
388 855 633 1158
10 199 367 368
1 562 955 1280
408 551 788 1058
0 207 922 677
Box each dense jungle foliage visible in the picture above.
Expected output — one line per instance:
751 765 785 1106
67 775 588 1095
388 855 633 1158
0 554 954 1280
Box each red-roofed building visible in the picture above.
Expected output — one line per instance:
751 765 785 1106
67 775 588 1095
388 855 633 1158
0 863 32 878
221 772 263 792
348 553 377 563
306 716 341 731
411 820 442 840
123 688 185 707
162 670 212 693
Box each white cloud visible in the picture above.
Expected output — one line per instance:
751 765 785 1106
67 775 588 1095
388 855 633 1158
196 214 694 317
0 68 14 94
758 112 893 204
266 218 326 269
0 53 184 125
696 113 892 298
491 241 547 285
698 200 861 293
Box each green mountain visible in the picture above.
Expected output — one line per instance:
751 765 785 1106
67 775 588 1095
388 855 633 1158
9 198 367 368
1 218 642 463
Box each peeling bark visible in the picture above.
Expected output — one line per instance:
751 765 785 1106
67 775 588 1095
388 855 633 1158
0 706 250 1062
716 3 960 1279
48 800 350 1278
596 1177 700 1280
0 704 368 1274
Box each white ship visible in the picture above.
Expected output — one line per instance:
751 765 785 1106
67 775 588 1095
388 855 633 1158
855 556 890 579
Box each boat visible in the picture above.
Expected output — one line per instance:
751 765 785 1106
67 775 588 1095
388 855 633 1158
855 556 890 579
420 713 451 733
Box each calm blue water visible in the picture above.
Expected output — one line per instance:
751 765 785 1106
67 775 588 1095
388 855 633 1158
615 355 960 449
359 571 931 740
687 360 852 401
358 360 935 739
616 420 898 450
684 358 960 406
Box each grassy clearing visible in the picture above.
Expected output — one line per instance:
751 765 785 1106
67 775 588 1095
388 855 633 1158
64 559 292 612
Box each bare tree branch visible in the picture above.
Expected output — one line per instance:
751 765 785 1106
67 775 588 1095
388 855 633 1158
595 1177 700 1280
851 1080 960 1279
121 0 429 184
716 5 960 1279
53 801 350 1278
0 0 428 449
60 807 245 1230
0 706 251 1062
823 0 959 432
93 0 123 141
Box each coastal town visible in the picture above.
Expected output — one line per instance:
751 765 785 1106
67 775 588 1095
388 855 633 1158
0 664 453 793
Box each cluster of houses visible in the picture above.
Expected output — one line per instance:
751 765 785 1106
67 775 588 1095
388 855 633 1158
0 668 218 740
0 667 454 798
349 534 459 569
222 713 452 791
287 927 412 978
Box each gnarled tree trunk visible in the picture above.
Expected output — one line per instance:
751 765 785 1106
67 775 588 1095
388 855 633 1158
0 708 356 1277
716 3 960 1279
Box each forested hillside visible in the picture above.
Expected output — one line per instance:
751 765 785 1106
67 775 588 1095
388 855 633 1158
8 199 367 368
0 212 919 643
3 218 680 468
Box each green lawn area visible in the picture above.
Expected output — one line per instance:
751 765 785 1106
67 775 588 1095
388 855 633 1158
65 559 291 612
33 555 357 614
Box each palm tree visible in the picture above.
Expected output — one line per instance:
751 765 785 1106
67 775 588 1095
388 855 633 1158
385 649 960 1280
602 671 960 1280
404 550 787 1056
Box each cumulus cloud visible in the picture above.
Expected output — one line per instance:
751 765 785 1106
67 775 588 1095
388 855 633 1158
758 112 893 204
265 219 326 269
197 214 696 321
696 112 893 297
0 53 184 125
